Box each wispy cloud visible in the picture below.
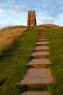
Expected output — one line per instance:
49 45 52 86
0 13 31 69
0 10 3 13
0 0 63 15
0 20 9 28
0 0 63 28
0 13 6 16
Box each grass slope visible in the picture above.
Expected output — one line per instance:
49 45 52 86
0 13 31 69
37 25 63 95
0 28 38 95
0 26 27 54
0 24 63 95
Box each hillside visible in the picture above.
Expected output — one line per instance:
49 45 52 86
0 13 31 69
37 24 60 28
36 25 63 95
0 27 38 95
0 26 27 54
0 24 63 95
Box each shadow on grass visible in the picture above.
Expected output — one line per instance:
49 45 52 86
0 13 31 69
0 77 7 86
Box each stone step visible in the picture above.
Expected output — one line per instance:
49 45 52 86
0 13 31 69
39 33 46 34
20 68 53 87
39 35 46 36
39 36 47 38
40 37 48 39
38 39 48 42
39 32 46 34
36 41 49 46
21 91 50 95
39 35 46 37
34 46 49 51
39 33 46 35
27 59 50 68
31 51 49 58
39 32 46 33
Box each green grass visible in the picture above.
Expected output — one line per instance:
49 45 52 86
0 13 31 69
0 28 38 95
0 25 63 95
37 26 63 95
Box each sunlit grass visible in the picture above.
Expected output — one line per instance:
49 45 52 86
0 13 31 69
0 27 38 95
0 24 63 95
0 26 27 54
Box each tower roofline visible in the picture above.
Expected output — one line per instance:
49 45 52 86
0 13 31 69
28 10 35 12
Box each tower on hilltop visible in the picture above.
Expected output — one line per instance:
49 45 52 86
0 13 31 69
27 10 36 27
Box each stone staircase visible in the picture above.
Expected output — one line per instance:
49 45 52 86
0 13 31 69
21 91 50 95
20 30 54 95
34 46 49 51
27 59 50 68
36 41 49 46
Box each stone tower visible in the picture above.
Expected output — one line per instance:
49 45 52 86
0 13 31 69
27 10 36 27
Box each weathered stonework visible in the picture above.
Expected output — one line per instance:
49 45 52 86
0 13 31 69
27 10 36 26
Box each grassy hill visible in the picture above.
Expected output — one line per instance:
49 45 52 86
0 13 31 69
0 26 27 54
0 27 38 95
0 24 63 95
36 25 63 95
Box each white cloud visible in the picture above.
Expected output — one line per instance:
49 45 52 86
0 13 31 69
54 19 63 26
22 22 27 26
42 14 53 20
16 20 20 24
0 9 6 16
0 14 2 16
0 13 6 16
0 20 9 28
0 19 27 29
37 19 43 25
0 9 3 13
3 13 6 15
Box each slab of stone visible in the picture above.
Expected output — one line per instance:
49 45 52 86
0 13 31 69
39 33 46 35
21 91 50 95
20 68 53 87
40 37 48 39
34 46 49 51
39 33 46 34
36 41 49 46
38 38 48 41
31 51 49 58
39 32 46 34
39 33 46 36
39 36 47 38
39 35 46 37
27 59 50 68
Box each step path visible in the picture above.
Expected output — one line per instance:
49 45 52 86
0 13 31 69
31 51 49 58
38 39 48 42
34 46 49 51
21 91 50 95
20 30 54 95
39 36 48 39
20 68 53 87
39 35 46 37
36 41 49 46
27 59 50 68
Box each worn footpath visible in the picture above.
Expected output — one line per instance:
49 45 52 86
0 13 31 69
19 30 54 95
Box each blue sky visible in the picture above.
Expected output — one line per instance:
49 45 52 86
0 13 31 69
0 0 63 29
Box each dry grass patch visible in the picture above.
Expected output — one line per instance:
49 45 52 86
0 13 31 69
0 26 27 54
